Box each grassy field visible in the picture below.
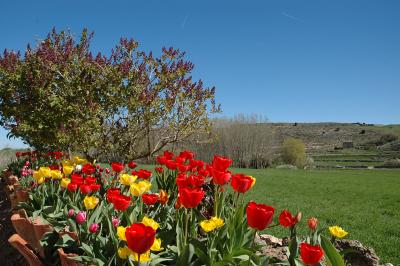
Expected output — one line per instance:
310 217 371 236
239 168 400 264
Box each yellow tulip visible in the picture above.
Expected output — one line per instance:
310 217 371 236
60 178 71 188
62 159 73 167
51 170 63 180
119 173 137 186
200 216 225 233
38 167 52 177
142 216 159 231
117 226 126 241
131 250 151 262
117 246 132 259
33 170 43 180
150 238 163 251
130 180 151 196
329 226 348 238
249 176 256 188
36 176 45 184
83 196 99 210
63 165 74 175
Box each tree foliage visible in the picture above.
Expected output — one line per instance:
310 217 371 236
0 28 219 160
281 137 306 168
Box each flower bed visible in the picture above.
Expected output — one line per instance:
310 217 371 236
8 150 349 265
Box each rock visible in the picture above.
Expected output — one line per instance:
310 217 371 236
335 239 380 266
276 164 298 170
255 234 287 262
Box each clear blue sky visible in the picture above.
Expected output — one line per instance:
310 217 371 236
1 0 399 148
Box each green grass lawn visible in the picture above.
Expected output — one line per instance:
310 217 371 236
238 168 400 264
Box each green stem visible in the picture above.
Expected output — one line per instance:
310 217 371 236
184 209 189 245
214 185 218 216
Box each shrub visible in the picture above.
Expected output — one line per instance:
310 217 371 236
281 138 306 168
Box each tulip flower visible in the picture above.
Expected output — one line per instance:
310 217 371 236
212 155 232 172
300 243 324 265
112 216 120 227
63 165 74 175
111 162 125 173
211 170 231 185
119 173 137 186
67 183 78 192
150 238 163 251
142 216 159 231
111 194 132 211
60 178 71 188
128 161 137 169
117 226 127 241
308 217 318 230
51 170 63 180
279 210 298 228
155 167 163 173
136 169 152 180
105 168 111 174
200 217 225 233
82 164 96 175
68 209 75 217
76 211 87 224
130 180 151 197
178 187 205 208
246 201 275 231
159 189 169 205
84 177 97 184
329 226 348 238
142 193 159 206
125 223 156 255
71 174 84 185
231 174 255 193
90 183 101 192
89 223 100 233
84 196 99 210
80 184 92 194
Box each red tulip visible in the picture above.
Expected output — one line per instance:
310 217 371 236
175 156 185 164
84 177 97 184
90 184 101 192
49 165 60 170
156 155 167 165
106 188 121 202
82 164 96 175
163 150 174 160
279 210 297 227
125 223 156 254
231 174 253 193
71 174 84 185
67 183 78 192
212 155 232 172
111 162 124 173
128 161 137 169
246 201 275 230
212 170 231 185
142 193 159 206
179 150 194 160
112 194 132 211
80 184 92 194
176 173 189 188
300 243 324 265
137 169 152 180
155 167 163 173
178 163 190 172
188 174 205 188
166 160 177 170
308 217 318 230
178 187 205 208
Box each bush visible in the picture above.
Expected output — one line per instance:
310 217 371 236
380 159 400 168
281 138 306 168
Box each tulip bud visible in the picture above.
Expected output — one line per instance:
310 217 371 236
308 217 318 230
76 211 87 224
68 209 75 217
96 164 100 169
25 161 30 167
105 168 110 174
89 223 99 233
112 216 120 228
75 165 82 171
295 212 302 223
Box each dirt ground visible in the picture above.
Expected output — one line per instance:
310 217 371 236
0 178 27 266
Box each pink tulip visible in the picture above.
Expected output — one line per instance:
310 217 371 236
112 216 120 228
76 211 87 224
68 209 75 217
105 168 110 174
89 223 99 233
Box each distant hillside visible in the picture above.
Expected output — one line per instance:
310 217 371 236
267 123 400 153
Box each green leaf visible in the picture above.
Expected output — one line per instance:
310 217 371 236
320 235 346 266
